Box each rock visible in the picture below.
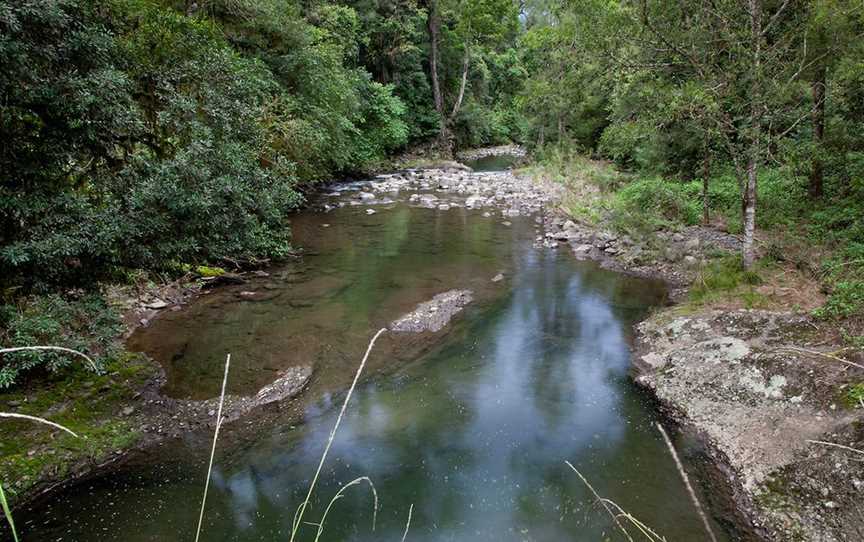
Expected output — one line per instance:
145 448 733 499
466 195 485 208
683 255 699 268
358 191 376 200
390 290 474 333
252 270 270 277
144 299 169 310
366 209 376 215
573 244 594 258
664 245 684 262
121 406 135 416
202 273 246 289
502 221 512 227
491 273 504 282
438 204 451 211
239 291 257 298
685 237 701 252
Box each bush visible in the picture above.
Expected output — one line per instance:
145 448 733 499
611 177 702 232
0 295 121 387
814 281 864 319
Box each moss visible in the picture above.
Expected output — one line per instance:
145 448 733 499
0 353 156 501
195 265 226 277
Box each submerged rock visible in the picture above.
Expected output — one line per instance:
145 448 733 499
390 290 474 333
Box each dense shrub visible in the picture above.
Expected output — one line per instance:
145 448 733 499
0 295 121 387
0 0 415 292
611 177 702 232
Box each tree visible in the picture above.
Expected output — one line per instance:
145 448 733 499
425 0 521 152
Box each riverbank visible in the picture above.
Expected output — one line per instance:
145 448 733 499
3 147 861 541
520 153 864 540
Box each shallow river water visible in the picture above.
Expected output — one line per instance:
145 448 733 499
14 164 730 541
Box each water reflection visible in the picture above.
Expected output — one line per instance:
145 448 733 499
16 204 732 542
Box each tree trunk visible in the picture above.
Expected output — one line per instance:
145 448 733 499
742 0 762 269
702 149 711 226
449 48 471 121
426 0 448 150
742 154 758 269
809 63 826 199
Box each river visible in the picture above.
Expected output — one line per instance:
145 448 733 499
12 158 729 541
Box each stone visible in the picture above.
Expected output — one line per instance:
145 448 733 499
685 237 701 252
491 273 505 282
573 244 594 258
366 209 376 215
202 273 246 289
144 299 169 310
121 406 135 416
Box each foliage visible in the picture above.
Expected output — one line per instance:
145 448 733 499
814 282 864 319
611 177 702 232
0 295 121 387
844 382 864 408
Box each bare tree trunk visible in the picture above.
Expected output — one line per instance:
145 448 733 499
426 0 448 150
702 148 711 226
743 154 758 268
449 48 470 121
742 0 762 269
558 115 565 141
537 123 545 148
809 63 826 199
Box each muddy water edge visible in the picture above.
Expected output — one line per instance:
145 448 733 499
8 158 735 541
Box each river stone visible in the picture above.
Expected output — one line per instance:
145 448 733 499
572 244 594 258
389 290 474 333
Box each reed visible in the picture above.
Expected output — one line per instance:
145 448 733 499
194 353 231 542
655 423 718 542
289 328 387 542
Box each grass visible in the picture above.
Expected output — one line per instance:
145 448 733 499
688 255 765 308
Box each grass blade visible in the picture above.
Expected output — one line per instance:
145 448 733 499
194 353 231 542
0 482 18 542
290 328 387 542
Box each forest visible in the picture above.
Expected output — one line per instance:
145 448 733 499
2 0 863 382
0 0 863 521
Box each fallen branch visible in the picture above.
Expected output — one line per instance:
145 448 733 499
806 440 864 457
776 345 864 371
